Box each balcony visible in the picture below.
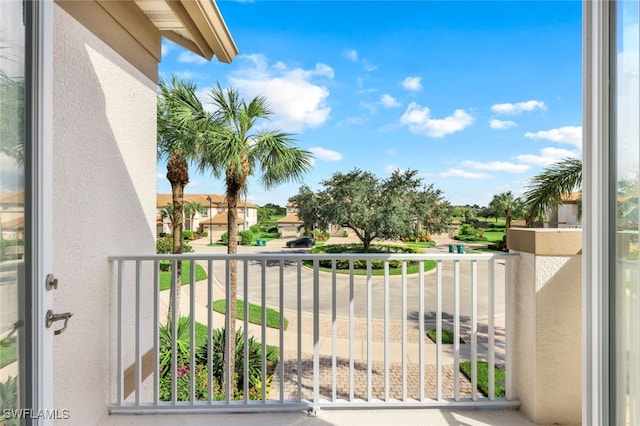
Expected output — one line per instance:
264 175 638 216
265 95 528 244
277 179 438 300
105 229 582 425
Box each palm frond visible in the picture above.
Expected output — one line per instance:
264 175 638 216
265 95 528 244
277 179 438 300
254 131 313 190
522 157 582 226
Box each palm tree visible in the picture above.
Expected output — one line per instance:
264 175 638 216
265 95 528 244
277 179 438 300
180 83 313 394
159 203 174 232
0 70 24 166
183 200 205 231
522 157 582 227
157 76 204 319
489 191 517 229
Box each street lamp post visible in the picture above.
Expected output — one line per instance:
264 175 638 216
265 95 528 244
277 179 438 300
206 196 212 245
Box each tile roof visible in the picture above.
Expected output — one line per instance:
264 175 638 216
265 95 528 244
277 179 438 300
156 194 257 209
0 191 24 206
277 213 303 224
199 212 245 225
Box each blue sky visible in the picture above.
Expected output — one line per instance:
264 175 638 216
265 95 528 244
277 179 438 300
158 0 583 207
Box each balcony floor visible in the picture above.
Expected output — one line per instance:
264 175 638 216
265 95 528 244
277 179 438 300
103 408 539 426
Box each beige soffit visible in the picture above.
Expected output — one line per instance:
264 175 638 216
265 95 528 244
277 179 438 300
135 0 238 63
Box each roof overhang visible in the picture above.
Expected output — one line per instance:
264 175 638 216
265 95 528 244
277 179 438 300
134 0 238 63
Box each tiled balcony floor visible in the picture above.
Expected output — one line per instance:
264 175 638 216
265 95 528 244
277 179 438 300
103 408 539 426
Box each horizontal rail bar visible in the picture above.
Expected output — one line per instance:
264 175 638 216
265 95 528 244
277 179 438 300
109 253 518 262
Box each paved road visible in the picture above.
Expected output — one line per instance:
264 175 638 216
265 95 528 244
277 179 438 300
187 235 508 327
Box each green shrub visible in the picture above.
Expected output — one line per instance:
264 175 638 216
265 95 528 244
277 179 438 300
267 226 279 234
0 376 18 423
157 238 194 254
489 235 507 251
454 234 487 242
459 224 476 235
158 320 277 402
183 230 195 240
159 317 192 379
201 231 208 237
196 328 272 398
159 232 169 238
182 240 194 253
159 260 171 272
238 230 254 245
312 243 423 270
156 238 173 254
249 224 261 234
221 232 229 245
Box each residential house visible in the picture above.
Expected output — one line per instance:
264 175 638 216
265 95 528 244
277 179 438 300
156 193 257 239
281 202 346 238
0 1 635 426
0 191 24 240
543 192 581 228
277 202 304 237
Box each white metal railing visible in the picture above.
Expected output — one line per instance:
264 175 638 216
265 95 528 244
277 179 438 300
108 252 519 414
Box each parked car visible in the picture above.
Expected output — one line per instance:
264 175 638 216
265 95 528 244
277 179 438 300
286 237 316 248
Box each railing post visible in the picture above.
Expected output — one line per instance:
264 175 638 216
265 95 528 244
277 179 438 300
507 228 582 424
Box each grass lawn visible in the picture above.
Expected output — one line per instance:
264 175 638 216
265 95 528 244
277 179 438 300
480 230 505 243
256 231 280 241
0 338 17 368
460 360 506 398
404 241 437 248
159 260 207 291
211 299 289 330
426 329 465 344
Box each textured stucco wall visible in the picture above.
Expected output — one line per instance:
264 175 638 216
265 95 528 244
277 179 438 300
52 4 156 422
510 246 582 425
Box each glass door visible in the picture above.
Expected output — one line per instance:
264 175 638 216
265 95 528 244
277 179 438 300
613 1 640 424
0 0 28 422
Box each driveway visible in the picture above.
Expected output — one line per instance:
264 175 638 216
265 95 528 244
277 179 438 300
187 235 507 327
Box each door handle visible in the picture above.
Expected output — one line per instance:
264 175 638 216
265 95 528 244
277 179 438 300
46 310 73 335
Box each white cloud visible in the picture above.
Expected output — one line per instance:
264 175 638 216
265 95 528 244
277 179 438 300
177 51 207 65
227 54 333 132
491 100 546 115
362 60 378 72
161 42 174 57
440 169 493 179
516 147 580 166
459 160 530 173
380 94 401 108
524 126 582 148
402 76 423 92
489 119 517 130
400 102 474 138
344 49 359 62
172 70 199 80
385 165 410 175
309 147 343 161
157 172 165 179
336 116 368 127
344 49 377 72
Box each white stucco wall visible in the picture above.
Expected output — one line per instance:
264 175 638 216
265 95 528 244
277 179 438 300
52 5 156 422
510 250 582 424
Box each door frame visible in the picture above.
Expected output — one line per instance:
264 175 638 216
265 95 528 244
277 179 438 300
27 0 54 420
